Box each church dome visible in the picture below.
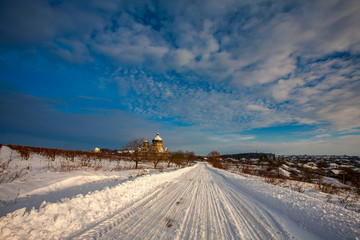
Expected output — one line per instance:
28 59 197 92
152 132 163 143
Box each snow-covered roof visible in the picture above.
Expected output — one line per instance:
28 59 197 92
279 168 291 178
330 169 343 175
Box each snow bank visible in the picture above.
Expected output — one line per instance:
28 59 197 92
0 165 195 239
0 146 151 202
0 170 146 202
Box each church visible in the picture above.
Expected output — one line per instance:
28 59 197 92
140 132 168 153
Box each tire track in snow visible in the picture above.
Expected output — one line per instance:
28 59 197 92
209 170 286 239
75 163 292 240
74 169 197 239
174 164 286 240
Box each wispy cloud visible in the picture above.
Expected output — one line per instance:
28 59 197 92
104 67 301 131
247 105 269 112
315 134 331 138
270 54 360 132
77 96 113 102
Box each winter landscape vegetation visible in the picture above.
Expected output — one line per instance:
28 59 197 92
1 0 360 239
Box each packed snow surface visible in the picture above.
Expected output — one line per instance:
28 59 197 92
1 163 359 239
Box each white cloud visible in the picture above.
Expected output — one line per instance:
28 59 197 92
294 117 317 125
247 105 269 112
315 134 331 138
3 0 358 86
264 50 360 133
51 38 93 64
170 48 195 68
272 78 305 101
317 101 360 130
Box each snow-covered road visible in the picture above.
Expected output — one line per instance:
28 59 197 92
73 163 359 240
1 162 359 239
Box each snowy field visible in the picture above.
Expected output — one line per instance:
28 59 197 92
0 146 359 239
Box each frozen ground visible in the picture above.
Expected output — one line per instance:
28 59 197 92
0 154 359 239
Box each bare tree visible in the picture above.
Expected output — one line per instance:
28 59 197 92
207 150 220 161
146 147 166 169
166 152 174 167
125 138 144 169
207 150 223 168
185 151 196 165
170 150 186 167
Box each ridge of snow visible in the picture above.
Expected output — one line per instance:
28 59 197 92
0 165 195 239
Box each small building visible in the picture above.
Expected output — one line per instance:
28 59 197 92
329 169 343 177
330 163 339 169
304 162 318 169
224 158 239 163
118 149 135 154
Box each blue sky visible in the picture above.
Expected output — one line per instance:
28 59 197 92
0 0 360 155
